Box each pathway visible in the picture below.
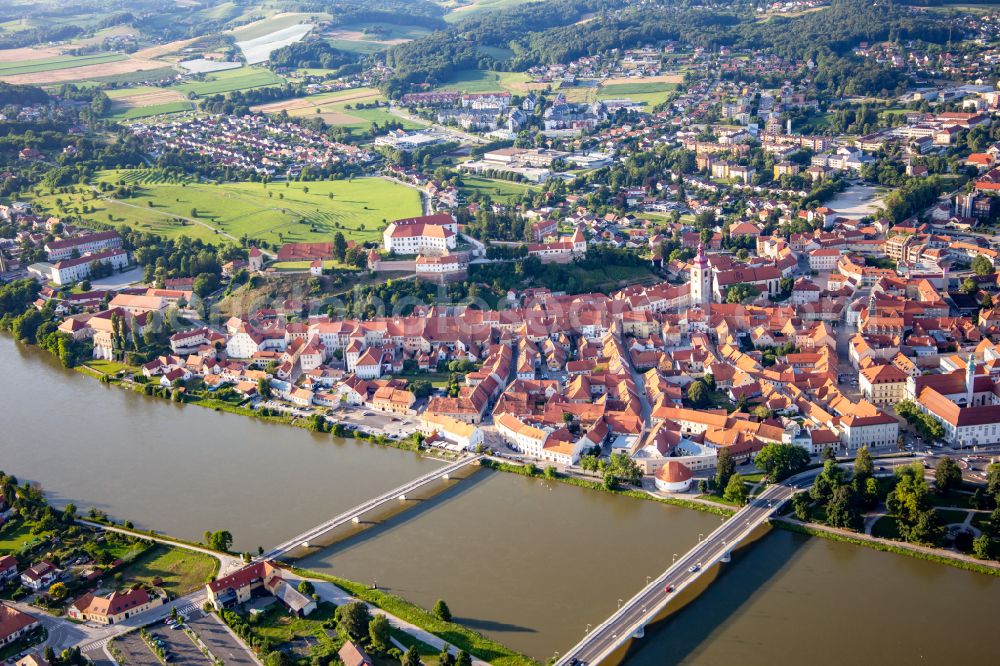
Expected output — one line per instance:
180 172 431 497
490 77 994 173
281 572 489 666
78 519 245 576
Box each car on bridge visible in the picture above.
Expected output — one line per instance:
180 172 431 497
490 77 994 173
688 563 701 573
665 584 674 593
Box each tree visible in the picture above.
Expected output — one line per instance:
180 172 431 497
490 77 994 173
987 463 1000 497
899 508 945 546
935 458 962 495
602 452 642 489
48 582 68 601
853 446 874 482
886 464 930 524
972 254 995 277
402 647 423 666
368 613 391 653
264 651 294 666
754 443 810 482
336 601 371 639
205 530 233 552
723 473 747 504
438 648 456 666
825 485 862 531
193 272 220 298
715 447 735 490
297 580 314 596
257 377 272 399
686 380 707 407
333 232 348 261
456 650 472 666
433 599 452 622
973 534 993 560
792 492 811 521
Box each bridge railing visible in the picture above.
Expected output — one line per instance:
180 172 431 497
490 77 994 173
264 455 483 558
554 485 789 666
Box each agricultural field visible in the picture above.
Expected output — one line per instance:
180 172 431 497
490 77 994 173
324 22 434 53
175 66 286 97
435 69 546 94
0 52 124 78
31 172 423 247
106 87 193 119
251 87 427 130
439 0 542 23
109 101 195 121
229 12 330 41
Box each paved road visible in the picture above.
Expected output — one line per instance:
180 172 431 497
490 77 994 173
186 613 260 666
556 472 817 666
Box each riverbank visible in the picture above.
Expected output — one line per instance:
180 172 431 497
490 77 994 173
480 458 736 517
773 517 1000 577
287 566 538 666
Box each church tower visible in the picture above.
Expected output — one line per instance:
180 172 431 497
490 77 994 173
691 243 712 305
966 355 976 406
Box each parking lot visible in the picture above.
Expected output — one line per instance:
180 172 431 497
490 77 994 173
113 632 160 665
332 406 419 440
148 621 212 665
186 612 258 666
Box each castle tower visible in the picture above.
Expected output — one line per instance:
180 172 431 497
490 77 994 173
966 355 976 406
248 247 263 272
691 243 712 306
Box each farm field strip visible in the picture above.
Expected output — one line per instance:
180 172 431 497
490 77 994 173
0 52 125 77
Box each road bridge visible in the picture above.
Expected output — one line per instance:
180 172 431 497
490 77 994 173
263 454 484 560
555 471 816 666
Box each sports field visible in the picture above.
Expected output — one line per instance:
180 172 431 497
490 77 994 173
459 175 537 203
597 80 678 106
31 172 422 247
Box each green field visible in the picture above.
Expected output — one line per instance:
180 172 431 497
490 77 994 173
176 67 285 97
32 172 422 247
230 12 329 40
70 67 180 88
459 175 537 203
435 69 540 94
442 0 541 22
0 522 38 554
116 545 219 595
271 87 428 130
0 52 125 77
325 38 389 54
110 101 194 120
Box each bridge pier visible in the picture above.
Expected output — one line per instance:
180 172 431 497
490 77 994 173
351 516 360 524
633 625 645 639
442 473 450 480
398 494 407 501
720 551 731 563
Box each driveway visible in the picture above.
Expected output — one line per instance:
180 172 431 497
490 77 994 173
186 613 259 666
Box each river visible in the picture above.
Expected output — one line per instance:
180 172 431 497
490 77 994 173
2 337 1000 663
0 337 440 552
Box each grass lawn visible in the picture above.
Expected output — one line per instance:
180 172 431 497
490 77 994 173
935 508 969 525
458 175 537 203
175 67 285 97
871 515 904 540
117 545 218 595
597 81 676 107
31 173 422 247
926 491 972 510
248 600 336 645
0 522 41 554
84 359 134 375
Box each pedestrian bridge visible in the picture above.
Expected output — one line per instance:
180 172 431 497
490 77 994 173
555 474 814 666
262 454 484 560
